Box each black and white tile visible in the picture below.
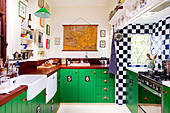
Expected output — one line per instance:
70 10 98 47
115 16 170 105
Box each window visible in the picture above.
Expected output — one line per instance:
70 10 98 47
131 34 151 65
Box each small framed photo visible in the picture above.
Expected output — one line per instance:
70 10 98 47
19 1 27 19
46 39 50 49
40 18 45 28
100 30 106 37
55 37 60 45
46 24 50 36
100 40 106 48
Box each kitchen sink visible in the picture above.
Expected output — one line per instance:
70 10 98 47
69 63 90 66
9 75 47 100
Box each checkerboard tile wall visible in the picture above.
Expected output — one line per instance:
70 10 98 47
115 16 170 105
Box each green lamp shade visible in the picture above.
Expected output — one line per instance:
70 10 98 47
34 7 51 18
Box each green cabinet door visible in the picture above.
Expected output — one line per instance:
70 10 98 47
162 85 170 113
126 69 138 113
27 89 46 113
0 91 27 113
60 69 79 102
78 69 96 102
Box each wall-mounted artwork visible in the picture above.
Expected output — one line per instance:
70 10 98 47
46 24 50 36
38 0 43 8
100 30 106 37
100 40 106 48
63 25 98 51
40 18 45 28
19 1 26 19
46 39 50 49
55 37 60 45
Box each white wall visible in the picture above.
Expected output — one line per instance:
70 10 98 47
7 0 51 59
50 6 110 58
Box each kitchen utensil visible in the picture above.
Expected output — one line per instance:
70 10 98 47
146 53 152 60
153 55 157 61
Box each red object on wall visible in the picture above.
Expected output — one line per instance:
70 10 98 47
46 39 50 49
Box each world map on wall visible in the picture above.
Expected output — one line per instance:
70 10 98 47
63 25 98 51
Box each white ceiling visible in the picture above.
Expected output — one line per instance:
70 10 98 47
48 0 111 6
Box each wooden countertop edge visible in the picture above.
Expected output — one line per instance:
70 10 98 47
0 85 28 107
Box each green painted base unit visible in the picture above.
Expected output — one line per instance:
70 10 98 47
138 85 161 104
60 69 115 103
27 89 46 113
0 91 27 113
162 85 170 113
126 69 138 113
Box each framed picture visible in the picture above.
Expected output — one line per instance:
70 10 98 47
100 40 106 48
46 24 50 36
46 39 50 49
45 2 50 12
40 18 45 28
55 37 60 45
19 1 27 19
100 30 106 37
25 0 28 2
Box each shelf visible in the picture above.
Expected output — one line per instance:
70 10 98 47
21 27 34 33
21 49 34 51
109 0 165 29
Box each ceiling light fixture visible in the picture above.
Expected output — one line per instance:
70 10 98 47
34 0 51 18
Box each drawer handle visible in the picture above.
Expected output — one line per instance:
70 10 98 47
144 97 148 101
104 80 108 83
104 88 108 91
164 91 168 95
104 97 108 100
52 100 54 103
144 89 148 92
104 71 107 74
136 76 138 79
75 71 77 73
94 71 96 74
23 98 27 102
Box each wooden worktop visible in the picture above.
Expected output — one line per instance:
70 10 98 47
0 85 28 107
20 64 109 77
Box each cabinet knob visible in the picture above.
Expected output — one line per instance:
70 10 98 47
103 88 108 91
104 80 108 83
75 71 77 73
164 91 168 95
144 97 148 101
136 76 138 78
44 93 47 96
104 97 108 100
144 89 148 92
104 71 107 74
94 71 96 74
23 98 27 102
52 100 54 103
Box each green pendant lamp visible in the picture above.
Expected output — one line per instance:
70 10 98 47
34 0 51 18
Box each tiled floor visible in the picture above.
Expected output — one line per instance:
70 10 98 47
57 104 131 113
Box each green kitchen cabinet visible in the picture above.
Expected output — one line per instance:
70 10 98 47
0 91 27 113
126 69 138 113
138 84 161 104
162 85 170 113
60 69 115 103
60 69 79 102
27 89 46 113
